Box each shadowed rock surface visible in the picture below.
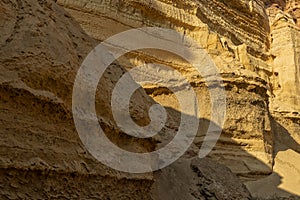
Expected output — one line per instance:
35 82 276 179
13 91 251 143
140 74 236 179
1 0 300 199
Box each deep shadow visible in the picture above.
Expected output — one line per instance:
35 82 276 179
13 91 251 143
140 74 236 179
92 61 300 198
270 115 300 157
150 105 300 199
264 0 286 10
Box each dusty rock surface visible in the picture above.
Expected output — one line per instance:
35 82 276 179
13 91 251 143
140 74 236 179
57 0 300 198
1 0 300 199
0 0 156 199
0 0 258 199
151 157 252 200
58 0 275 180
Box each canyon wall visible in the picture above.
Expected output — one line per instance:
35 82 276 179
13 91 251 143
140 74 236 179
0 0 156 198
0 0 254 199
1 0 300 199
57 0 300 198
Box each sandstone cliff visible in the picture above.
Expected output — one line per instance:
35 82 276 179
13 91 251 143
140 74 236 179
0 0 155 198
57 0 300 198
1 0 300 199
0 0 254 199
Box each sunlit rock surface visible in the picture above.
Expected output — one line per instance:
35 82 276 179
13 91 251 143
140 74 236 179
1 0 300 199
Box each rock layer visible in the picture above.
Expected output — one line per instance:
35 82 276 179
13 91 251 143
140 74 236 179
58 0 275 180
0 0 260 199
57 0 300 198
0 0 155 198
1 0 300 199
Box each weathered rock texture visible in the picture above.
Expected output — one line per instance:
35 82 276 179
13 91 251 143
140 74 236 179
0 0 156 199
57 0 275 180
151 158 252 200
1 0 300 199
0 0 258 199
57 0 300 198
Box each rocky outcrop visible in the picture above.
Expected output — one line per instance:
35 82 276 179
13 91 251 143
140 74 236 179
0 0 259 199
57 0 300 198
1 0 300 199
57 0 270 51
151 158 252 200
0 0 155 198
268 1 300 115
245 1 300 197
57 0 276 183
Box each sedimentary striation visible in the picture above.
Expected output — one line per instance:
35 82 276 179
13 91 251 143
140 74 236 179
0 0 255 199
57 0 300 198
0 0 156 198
1 0 300 199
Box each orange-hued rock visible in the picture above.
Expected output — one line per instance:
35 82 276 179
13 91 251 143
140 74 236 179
0 0 156 198
1 0 300 199
0 0 256 199
57 0 300 198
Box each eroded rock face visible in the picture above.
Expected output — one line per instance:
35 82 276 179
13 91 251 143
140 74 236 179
268 0 300 115
1 0 300 199
151 158 252 200
0 0 155 199
0 0 259 199
57 0 300 198
248 1 300 197
57 0 275 181
57 0 270 51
